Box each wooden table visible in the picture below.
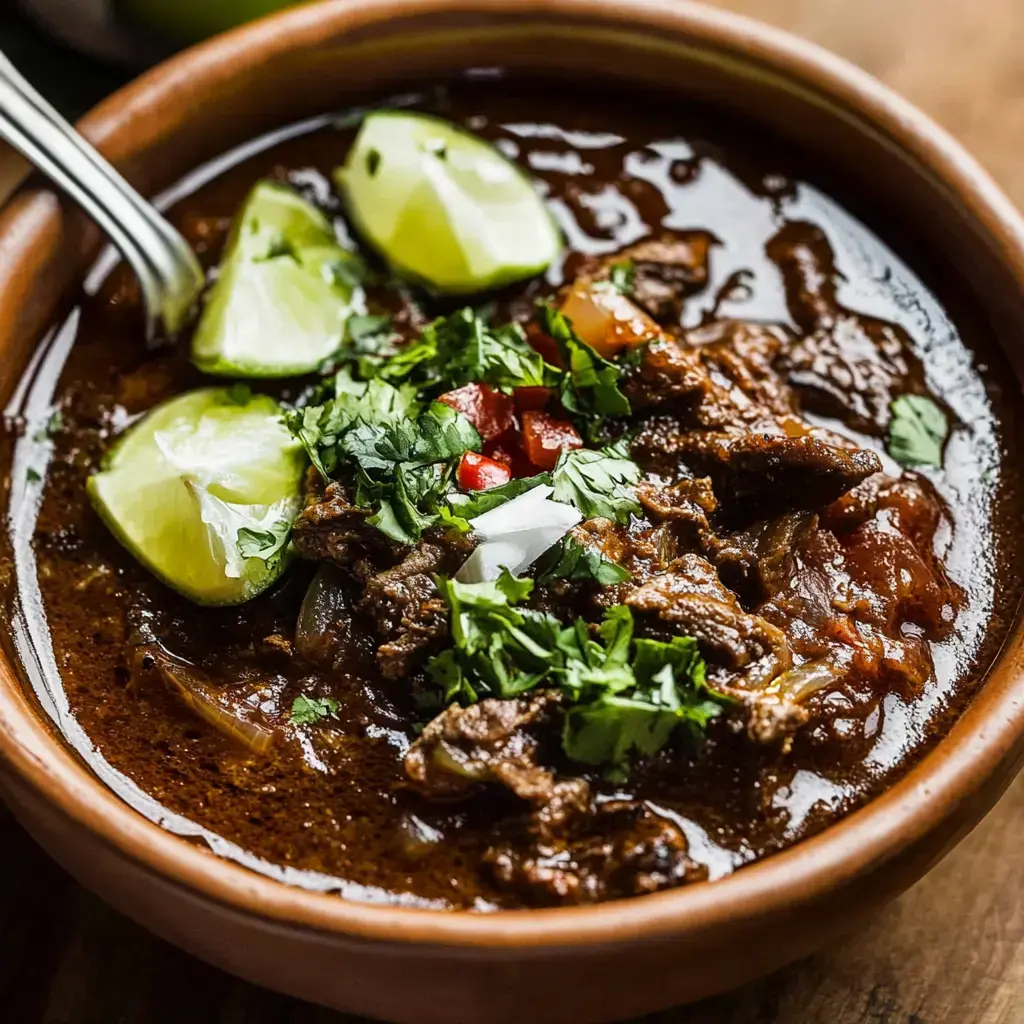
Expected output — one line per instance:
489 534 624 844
1 2 1022 1021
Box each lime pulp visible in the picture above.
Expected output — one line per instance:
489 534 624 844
337 111 561 295
191 181 364 378
88 388 306 605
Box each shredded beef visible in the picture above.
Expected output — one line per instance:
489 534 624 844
292 473 391 566
581 231 718 324
636 430 881 520
359 535 473 679
484 800 706 905
404 695 560 799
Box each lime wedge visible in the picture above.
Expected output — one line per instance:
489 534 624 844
337 111 561 294
191 181 363 378
88 388 306 605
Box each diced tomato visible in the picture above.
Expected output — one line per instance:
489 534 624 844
437 383 514 441
559 279 661 357
514 386 554 412
521 410 583 471
457 451 512 491
525 323 563 367
484 430 535 479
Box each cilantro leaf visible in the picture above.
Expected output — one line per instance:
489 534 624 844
887 394 948 468
415 401 485 462
283 370 419 478
563 631 721 774
368 463 447 545
347 312 393 343
339 313 402 376
551 440 641 523
428 570 560 699
375 308 555 393
608 260 635 294
535 304 631 419
290 693 340 725
538 534 631 585
237 518 292 563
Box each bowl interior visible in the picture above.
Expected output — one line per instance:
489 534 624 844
0 0 1023 956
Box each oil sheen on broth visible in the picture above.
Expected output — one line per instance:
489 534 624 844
6 79 1023 910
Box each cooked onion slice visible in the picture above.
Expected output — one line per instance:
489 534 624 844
295 563 350 662
455 484 582 583
142 646 280 755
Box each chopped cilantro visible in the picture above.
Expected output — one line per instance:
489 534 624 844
887 394 948 468
538 533 631 585
290 693 340 725
283 369 420 478
26 466 41 483
551 440 641 523
340 400 480 472
608 260 635 294
373 308 556 394
237 518 292 563
535 303 631 420
425 575 723 774
286 389 479 545
347 312 393 343
365 147 381 177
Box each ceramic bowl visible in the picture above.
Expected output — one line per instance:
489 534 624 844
0 2 1023 1022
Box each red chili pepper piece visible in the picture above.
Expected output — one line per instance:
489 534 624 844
457 451 513 491
437 383 514 441
520 410 583 471
484 430 535 479
514 386 554 412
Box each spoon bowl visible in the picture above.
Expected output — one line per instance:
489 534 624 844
0 49 204 337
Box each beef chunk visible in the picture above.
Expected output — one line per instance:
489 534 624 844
767 221 925 434
633 429 881 519
636 476 718 543
575 232 717 324
404 694 563 799
625 553 793 689
292 473 387 566
624 334 710 412
359 536 471 679
624 320 794 428
711 511 819 605
485 800 706 905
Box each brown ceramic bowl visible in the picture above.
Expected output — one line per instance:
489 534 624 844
1 2 1023 1021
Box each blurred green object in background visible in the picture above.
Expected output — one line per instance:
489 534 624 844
115 0 305 45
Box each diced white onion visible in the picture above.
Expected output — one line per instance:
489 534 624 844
455 484 581 583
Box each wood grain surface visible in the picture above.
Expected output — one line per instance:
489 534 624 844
1 2 1022 1022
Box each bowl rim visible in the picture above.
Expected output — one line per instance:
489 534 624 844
1 0 1024 950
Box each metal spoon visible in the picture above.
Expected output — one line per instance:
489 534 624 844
0 50 204 337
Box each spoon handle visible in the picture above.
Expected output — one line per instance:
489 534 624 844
0 50 203 336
